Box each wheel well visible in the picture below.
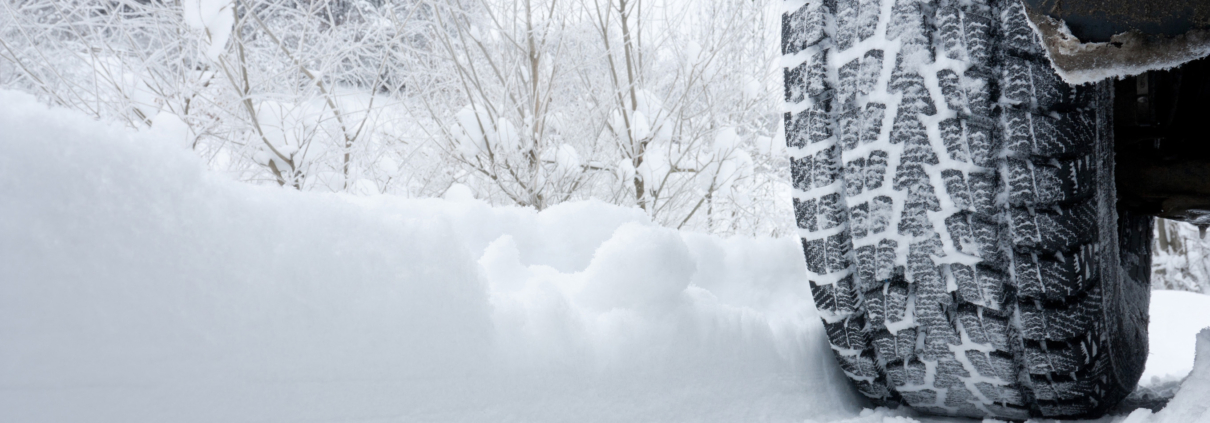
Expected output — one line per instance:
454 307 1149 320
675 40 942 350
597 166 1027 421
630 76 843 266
1114 54 1210 227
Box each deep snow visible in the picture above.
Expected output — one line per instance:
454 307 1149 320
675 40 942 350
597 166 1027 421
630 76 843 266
1 89 1209 422
0 89 859 422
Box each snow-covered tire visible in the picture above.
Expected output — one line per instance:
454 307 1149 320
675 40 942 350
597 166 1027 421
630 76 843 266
782 0 1152 419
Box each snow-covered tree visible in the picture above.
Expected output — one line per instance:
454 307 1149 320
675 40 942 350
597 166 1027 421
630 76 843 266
1153 218 1210 293
1 0 790 235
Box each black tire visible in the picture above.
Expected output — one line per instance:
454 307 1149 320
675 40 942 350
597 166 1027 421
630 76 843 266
782 0 1152 419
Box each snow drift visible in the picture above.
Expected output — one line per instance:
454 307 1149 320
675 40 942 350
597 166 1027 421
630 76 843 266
0 89 860 422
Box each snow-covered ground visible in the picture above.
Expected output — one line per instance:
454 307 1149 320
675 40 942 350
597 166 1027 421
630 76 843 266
1 90 1208 422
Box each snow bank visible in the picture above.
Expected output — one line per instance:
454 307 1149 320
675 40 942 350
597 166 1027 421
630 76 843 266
1142 291 1210 383
1152 328 1210 423
1113 328 1210 423
0 90 861 422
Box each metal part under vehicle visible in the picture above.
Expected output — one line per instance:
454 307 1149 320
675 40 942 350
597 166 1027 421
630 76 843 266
1020 0 1210 84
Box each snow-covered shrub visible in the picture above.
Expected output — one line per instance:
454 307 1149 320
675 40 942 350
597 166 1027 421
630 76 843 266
1153 218 1210 293
1 0 791 236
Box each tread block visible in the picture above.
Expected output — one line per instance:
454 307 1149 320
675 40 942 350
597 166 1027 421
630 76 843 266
956 262 1009 309
825 315 868 350
835 0 860 51
818 193 847 230
873 327 916 362
837 51 883 110
1048 108 1097 157
1034 155 1095 204
782 2 827 56
976 381 1025 406
967 171 998 212
890 67 938 116
846 157 866 195
1009 202 1097 253
963 170 1001 212
870 195 894 235
922 326 960 361
861 102 887 146
1002 56 1067 111
850 201 870 239
885 279 911 324
783 111 811 149
807 109 832 144
965 350 1015 382
812 274 859 315
867 285 887 328
785 61 806 104
866 150 888 189
805 49 832 101
839 109 861 151
940 118 970 163
1024 341 1090 374
999 0 1044 56
965 120 998 167
943 386 982 415
793 197 818 231
803 238 825 274
895 327 918 360
891 163 931 196
888 0 932 55
963 10 994 66
896 181 941 237
1014 246 1098 301
952 263 982 304
858 50 883 97
839 58 861 110
1004 110 1095 159
1031 377 1096 402
945 212 975 255
941 169 973 210
790 156 813 191
855 0 880 43
890 101 931 146
856 245 877 289
855 379 891 398
969 213 1005 265
901 129 941 167
1007 155 1096 207
887 359 929 387
936 3 965 61
934 357 970 388
1019 287 1101 341
834 348 881 377
875 239 899 281
826 232 853 274
963 69 995 117
900 391 939 410
1005 158 1035 205
956 306 1001 348
975 265 1009 308
837 0 881 50
814 145 840 187
937 69 964 112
